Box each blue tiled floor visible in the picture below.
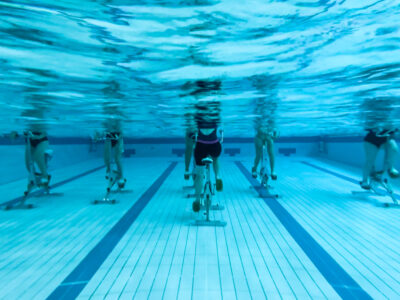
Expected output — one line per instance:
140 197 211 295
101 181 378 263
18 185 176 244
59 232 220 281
0 157 399 299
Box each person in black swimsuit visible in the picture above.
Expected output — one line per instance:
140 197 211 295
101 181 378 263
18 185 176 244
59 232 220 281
103 130 125 185
192 100 223 212
24 130 50 186
252 126 278 180
183 80 223 212
6 128 51 188
99 99 127 187
361 128 399 189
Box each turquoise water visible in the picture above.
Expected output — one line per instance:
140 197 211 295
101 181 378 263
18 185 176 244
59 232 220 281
0 0 399 137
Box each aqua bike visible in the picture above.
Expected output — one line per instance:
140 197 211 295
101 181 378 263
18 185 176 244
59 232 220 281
192 157 226 227
5 132 61 210
93 133 127 205
368 171 399 207
253 142 278 198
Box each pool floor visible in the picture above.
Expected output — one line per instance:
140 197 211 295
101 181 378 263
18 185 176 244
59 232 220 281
0 157 399 299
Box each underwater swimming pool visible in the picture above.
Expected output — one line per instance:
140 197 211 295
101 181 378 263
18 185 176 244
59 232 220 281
1 0 400 299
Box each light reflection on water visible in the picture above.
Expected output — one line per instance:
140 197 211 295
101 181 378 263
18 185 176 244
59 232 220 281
0 0 399 137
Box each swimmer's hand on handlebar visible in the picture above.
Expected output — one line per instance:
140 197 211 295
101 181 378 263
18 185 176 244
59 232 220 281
272 129 280 139
375 128 398 138
93 131 104 142
23 131 34 138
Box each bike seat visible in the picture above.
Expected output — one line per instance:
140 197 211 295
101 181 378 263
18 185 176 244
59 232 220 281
202 157 213 165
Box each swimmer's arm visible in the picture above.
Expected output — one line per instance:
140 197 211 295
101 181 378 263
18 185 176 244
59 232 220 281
24 131 47 139
388 129 399 138
219 128 224 143
375 129 398 138
93 131 105 142
272 129 280 139
266 129 279 141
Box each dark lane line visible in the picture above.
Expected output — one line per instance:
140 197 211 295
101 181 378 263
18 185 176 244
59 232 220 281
236 161 372 300
47 162 177 300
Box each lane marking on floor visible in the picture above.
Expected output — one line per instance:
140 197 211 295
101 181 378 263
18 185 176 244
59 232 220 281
236 161 372 300
46 162 177 300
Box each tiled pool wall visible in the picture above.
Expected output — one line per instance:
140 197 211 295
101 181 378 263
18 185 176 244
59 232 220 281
1 136 398 185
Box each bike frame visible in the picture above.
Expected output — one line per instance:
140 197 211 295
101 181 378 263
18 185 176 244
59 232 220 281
370 171 398 205
203 161 214 221
257 141 279 198
192 157 226 227
259 143 269 187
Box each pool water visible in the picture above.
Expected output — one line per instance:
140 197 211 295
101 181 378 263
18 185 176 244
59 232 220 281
1 1 400 299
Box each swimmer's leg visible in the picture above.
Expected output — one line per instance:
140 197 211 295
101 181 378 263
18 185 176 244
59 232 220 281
213 157 220 179
25 141 32 172
184 134 195 179
266 138 277 180
193 165 205 212
104 139 112 178
114 139 126 188
362 141 379 188
34 140 49 183
213 157 223 191
252 135 263 177
384 139 399 178
114 139 124 178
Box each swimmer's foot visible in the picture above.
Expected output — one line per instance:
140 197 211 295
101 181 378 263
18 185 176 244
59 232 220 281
271 173 277 180
40 176 49 186
388 168 400 179
184 170 190 180
251 167 257 178
192 200 200 212
360 181 371 190
25 180 35 195
216 179 223 191
118 178 126 189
